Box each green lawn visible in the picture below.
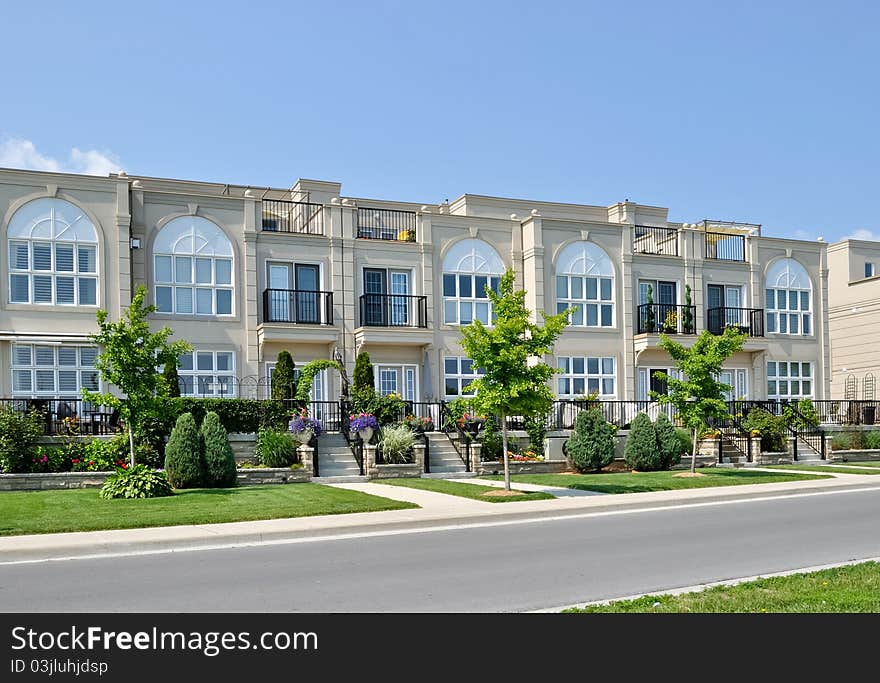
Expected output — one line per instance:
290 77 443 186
566 561 880 613
832 460 880 467
481 469 828 494
766 464 880 475
375 477 554 503
0 484 417 536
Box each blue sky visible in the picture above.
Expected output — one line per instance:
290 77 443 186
1 0 877 241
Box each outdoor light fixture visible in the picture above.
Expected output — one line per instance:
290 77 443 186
130 237 141 249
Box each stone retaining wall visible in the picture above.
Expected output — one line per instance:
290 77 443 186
829 449 880 462
477 460 569 475
0 471 112 491
372 464 423 479
235 467 310 485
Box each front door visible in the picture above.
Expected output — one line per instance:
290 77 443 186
295 264 320 324
390 271 410 326
364 269 387 326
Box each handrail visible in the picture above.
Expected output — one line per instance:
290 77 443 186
359 293 428 328
705 231 746 262
262 289 334 325
261 199 325 235
706 307 764 337
785 402 826 461
633 225 679 256
356 207 417 241
439 401 471 472
636 303 697 335
338 399 365 475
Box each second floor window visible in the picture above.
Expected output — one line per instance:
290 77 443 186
765 258 812 336
153 216 234 316
555 241 615 328
7 198 99 306
442 238 505 325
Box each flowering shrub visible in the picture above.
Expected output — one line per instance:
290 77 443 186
508 448 544 462
403 414 434 432
288 409 323 438
349 413 379 432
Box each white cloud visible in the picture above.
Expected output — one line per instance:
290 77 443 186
844 228 880 242
0 137 120 176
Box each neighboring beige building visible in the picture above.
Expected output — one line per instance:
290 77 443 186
0 166 832 411
827 239 880 399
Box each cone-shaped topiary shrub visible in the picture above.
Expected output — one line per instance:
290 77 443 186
353 351 374 393
200 411 237 487
271 350 297 400
624 412 663 471
163 412 204 488
566 406 616 472
654 411 683 469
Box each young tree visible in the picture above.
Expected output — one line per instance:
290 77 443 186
353 351 375 394
459 269 570 490
162 361 181 398
84 286 191 467
271 350 297 400
654 328 747 472
201 411 237 487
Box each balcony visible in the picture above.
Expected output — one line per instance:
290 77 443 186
357 207 417 242
633 225 679 256
636 303 696 335
261 199 325 235
360 293 427 327
707 307 764 337
263 289 333 325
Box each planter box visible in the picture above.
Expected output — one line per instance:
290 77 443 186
753 451 791 465
477 460 569 475
0 471 112 491
235 467 310 485
371 463 422 479
229 433 258 463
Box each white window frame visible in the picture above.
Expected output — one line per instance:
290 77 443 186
11 343 100 396
444 356 485 398
374 364 419 401
178 349 236 397
555 241 616 328
7 198 99 307
153 216 234 317
556 356 616 398
866 262 875 278
442 239 505 326
718 369 749 402
765 258 812 337
637 367 683 401
767 361 814 400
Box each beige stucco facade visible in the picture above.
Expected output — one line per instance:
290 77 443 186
0 166 831 404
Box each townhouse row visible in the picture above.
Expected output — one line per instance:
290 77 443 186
0 166 844 409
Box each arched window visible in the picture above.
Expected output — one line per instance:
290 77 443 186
153 216 234 316
442 238 504 324
7 197 99 306
555 241 614 327
765 258 811 335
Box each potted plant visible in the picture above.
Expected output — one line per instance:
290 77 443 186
288 409 322 444
404 414 434 433
457 412 484 439
663 309 678 333
396 229 415 241
349 412 379 443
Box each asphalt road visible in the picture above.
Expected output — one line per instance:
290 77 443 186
2 487 879 612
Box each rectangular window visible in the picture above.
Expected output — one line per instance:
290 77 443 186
10 343 100 397
155 254 233 316
866 262 875 278
176 349 237 398
558 275 614 328
442 275 500 325
766 287 811 337
767 361 813 399
443 356 485 398
8 240 99 306
556 356 616 398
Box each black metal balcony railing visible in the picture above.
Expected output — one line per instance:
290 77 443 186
261 199 325 235
636 303 696 335
705 231 746 262
633 225 679 256
707 307 764 337
359 293 427 328
357 207 417 241
262 289 334 325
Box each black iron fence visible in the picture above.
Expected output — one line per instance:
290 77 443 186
706 307 764 337
636 303 697 335
705 231 746 262
262 289 334 325
357 207 417 241
359 293 427 328
0 398 120 436
633 225 679 256
261 199 325 235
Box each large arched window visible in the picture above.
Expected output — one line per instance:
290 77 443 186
153 216 234 316
765 258 811 335
442 238 504 324
7 197 99 306
555 241 614 327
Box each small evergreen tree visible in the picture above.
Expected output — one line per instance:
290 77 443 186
566 406 616 472
353 351 375 394
645 284 655 332
163 412 204 488
200 411 237 487
654 411 683 469
624 412 662 471
271 350 297 400
682 284 694 333
163 361 181 398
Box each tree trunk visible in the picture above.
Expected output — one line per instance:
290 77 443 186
128 414 136 469
691 426 698 473
501 411 511 491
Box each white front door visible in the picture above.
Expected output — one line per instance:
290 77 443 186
390 271 410 326
268 264 292 321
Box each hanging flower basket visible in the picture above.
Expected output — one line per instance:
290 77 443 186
350 413 379 442
289 409 322 445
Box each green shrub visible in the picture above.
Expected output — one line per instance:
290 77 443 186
523 412 548 456
100 465 174 499
378 424 415 464
0 405 45 472
742 408 787 452
675 428 693 459
624 413 664 471
783 399 820 430
271 351 297 400
655 412 684 469
163 413 204 488
863 430 880 450
831 432 852 451
566 406 616 472
255 429 298 467
352 388 405 426
353 351 374 393
479 416 503 461
163 361 181 398
200 411 237 487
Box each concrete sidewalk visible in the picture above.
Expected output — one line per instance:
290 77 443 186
1 471 878 564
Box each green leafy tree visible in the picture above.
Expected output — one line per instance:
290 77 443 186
83 286 191 467
566 406 616 472
624 412 662 471
458 269 570 490
163 412 204 488
353 351 375 394
654 328 747 472
200 411 237 487
271 350 297 400
655 411 684 469
162 361 181 398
